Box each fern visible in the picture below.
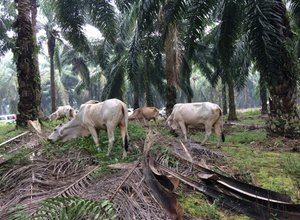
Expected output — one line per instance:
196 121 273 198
10 197 116 220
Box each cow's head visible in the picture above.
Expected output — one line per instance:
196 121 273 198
166 115 179 130
48 123 89 143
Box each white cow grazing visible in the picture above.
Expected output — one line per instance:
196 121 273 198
48 99 129 158
49 105 76 120
167 102 225 146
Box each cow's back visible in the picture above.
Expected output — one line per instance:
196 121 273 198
173 102 221 125
141 107 159 120
80 99 127 128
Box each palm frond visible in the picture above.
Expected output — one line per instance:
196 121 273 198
127 28 141 97
163 0 188 25
183 0 217 56
87 0 117 44
0 157 98 219
116 0 138 13
217 0 244 68
51 0 89 52
137 0 161 32
246 0 294 83
102 55 126 100
10 197 116 220
289 0 300 26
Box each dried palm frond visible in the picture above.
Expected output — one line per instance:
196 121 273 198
0 156 97 219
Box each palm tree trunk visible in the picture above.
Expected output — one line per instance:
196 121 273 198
47 29 56 112
259 74 268 115
227 78 237 121
222 81 228 115
145 77 154 106
267 79 300 138
165 24 178 116
16 0 41 127
133 94 139 109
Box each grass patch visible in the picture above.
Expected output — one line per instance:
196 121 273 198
179 192 250 220
222 146 300 202
179 192 220 219
42 121 146 176
237 109 260 118
0 123 25 144
224 129 266 144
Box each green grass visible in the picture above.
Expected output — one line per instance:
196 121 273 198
42 121 146 176
179 192 250 220
221 146 300 202
179 192 220 219
0 123 25 144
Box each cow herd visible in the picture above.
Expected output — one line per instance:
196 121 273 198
47 99 225 158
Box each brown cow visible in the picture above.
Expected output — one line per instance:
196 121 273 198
128 107 159 123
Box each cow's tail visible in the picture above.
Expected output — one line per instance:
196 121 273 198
219 109 225 142
121 103 129 152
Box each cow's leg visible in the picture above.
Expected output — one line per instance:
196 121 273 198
202 124 212 145
178 121 188 141
88 126 99 147
106 125 116 156
214 122 222 147
119 124 128 158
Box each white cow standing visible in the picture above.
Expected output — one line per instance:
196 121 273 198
167 102 225 146
48 99 129 158
49 105 76 120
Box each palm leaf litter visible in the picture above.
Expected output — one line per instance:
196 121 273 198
0 130 299 219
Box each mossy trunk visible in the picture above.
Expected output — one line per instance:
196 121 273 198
267 80 300 138
16 0 41 127
227 79 238 121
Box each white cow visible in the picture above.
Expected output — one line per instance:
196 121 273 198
48 99 129 158
167 102 225 146
79 100 100 109
49 105 76 120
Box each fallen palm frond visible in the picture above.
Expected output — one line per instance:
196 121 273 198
142 131 183 220
2 129 299 220
152 157 300 220
171 153 293 204
0 131 30 148
0 156 97 219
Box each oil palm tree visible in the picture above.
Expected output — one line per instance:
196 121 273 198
15 0 41 127
40 0 60 112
